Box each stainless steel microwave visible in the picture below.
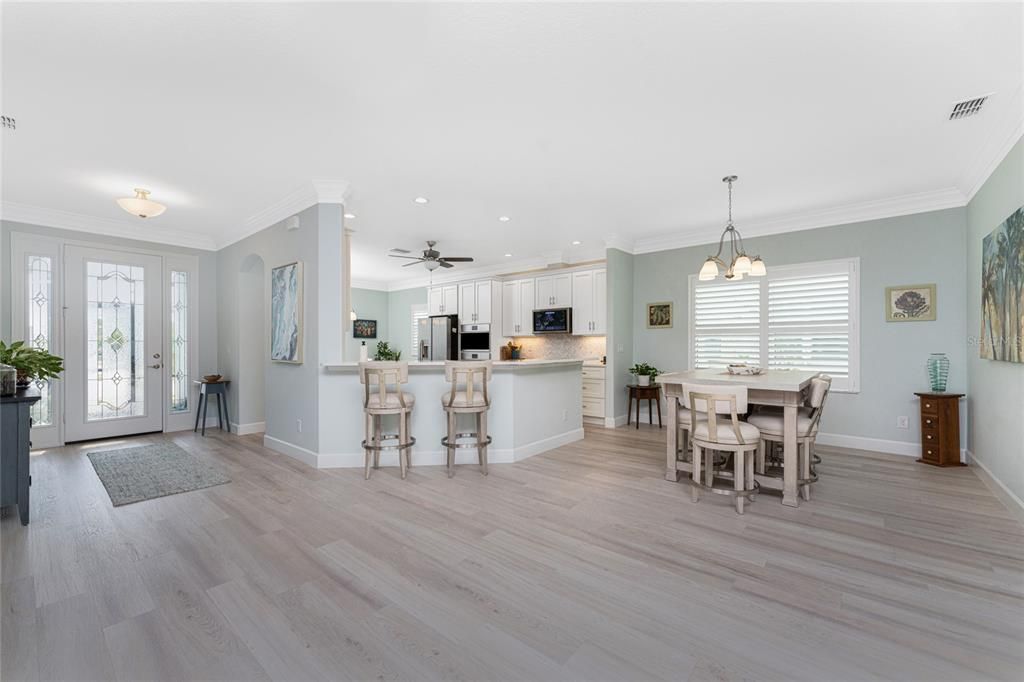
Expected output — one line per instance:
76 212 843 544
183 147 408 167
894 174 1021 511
533 307 572 334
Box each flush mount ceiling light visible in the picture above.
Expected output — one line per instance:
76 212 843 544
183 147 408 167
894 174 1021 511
698 176 766 281
571 240 581 246
504 253 513 257
414 196 429 205
498 216 510 222
344 212 356 219
116 188 166 219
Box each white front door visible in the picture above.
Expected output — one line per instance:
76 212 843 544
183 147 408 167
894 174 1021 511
64 245 164 441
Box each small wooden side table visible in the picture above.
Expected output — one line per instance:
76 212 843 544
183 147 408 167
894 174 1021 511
193 380 231 436
914 392 965 467
627 384 662 429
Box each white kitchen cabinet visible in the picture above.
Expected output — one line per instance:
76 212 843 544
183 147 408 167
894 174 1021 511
428 284 458 316
458 279 494 325
572 268 607 335
535 273 572 308
501 278 535 336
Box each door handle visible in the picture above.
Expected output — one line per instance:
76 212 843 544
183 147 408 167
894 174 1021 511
149 363 162 369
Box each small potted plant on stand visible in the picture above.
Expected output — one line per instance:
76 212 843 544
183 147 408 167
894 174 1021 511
629 362 659 387
0 340 64 392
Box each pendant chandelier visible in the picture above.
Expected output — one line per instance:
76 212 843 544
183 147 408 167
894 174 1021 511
698 175 766 281
116 188 166 219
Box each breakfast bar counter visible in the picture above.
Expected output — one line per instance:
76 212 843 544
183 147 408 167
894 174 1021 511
311 360 585 469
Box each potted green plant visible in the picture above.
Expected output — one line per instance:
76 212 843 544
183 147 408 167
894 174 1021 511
0 340 65 387
373 341 402 361
629 362 659 387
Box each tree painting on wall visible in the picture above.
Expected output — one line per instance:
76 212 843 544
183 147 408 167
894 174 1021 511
981 206 1024 363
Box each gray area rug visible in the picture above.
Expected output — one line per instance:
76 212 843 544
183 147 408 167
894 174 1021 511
87 442 231 506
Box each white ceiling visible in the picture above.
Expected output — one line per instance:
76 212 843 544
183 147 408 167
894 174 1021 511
2 2 1021 289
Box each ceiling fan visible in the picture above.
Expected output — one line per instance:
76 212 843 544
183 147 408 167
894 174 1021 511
388 240 474 271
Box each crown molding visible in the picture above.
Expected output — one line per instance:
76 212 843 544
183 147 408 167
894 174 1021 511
351 278 389 291
603 236 636 254
218 179 352 249
959 84 1024 202
0 201 218 250
630 186 968 255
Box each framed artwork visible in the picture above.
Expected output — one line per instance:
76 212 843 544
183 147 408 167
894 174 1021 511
647 302 673 329
270 261 303 363
885 284 936 322
353 319 377 339
981 206 1024 362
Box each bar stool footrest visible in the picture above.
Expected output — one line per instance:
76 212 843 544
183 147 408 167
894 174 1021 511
361 435 416 452
688 476 760 499
441 433 493 449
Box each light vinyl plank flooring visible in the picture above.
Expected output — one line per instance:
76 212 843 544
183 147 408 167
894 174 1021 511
2 425 1023 681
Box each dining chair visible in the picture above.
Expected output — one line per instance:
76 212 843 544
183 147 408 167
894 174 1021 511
684 382 760 514
441 360 493 478
747 374 832 500
359 361 416 480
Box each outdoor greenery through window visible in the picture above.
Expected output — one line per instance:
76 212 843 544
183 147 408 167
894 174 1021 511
170 270 189 412
690 258 859 392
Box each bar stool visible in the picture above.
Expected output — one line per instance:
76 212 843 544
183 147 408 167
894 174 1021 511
748 374 832 501
441 360 492 478
685 383 760 514
359 361 415 480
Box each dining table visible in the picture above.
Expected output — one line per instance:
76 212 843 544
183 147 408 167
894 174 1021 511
656 369 820 507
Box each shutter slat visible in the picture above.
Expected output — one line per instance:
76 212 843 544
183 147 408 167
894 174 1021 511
768 272 850 377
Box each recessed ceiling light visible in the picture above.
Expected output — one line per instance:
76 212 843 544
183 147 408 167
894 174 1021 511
571 240 581 246
344 212 356 219
498 216 510 222
504 253 513 257
414 196 429 205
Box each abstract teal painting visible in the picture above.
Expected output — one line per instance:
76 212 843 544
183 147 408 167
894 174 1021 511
981 207 1024 363
270 261 303 363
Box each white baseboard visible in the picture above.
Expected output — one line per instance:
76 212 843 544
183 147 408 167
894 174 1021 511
263 434 319 468
967 449 1024 521
605 414 628 428
232 421 265 435
271 428 585 470
816 432 967 462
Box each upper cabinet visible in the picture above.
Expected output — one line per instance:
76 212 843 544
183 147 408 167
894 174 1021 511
501 279 535 337
459 279 494 325
428 284 458 316
535 273 572 308
572 268 606 335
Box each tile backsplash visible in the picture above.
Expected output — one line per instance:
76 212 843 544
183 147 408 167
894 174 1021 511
508 335 606 361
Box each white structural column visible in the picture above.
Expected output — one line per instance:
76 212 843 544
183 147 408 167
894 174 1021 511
341 225 354 361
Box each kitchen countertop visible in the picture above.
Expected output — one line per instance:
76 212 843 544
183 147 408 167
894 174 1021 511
323 358 591 371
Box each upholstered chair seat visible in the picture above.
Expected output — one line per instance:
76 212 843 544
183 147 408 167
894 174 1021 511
692 420 761 445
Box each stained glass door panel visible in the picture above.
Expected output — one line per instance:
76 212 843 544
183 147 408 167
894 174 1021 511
65 246 163 441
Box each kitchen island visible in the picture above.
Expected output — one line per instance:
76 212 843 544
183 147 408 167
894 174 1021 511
306 359 585 470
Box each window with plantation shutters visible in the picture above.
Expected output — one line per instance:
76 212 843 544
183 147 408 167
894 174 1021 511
692 279 762 369
689 258 859 392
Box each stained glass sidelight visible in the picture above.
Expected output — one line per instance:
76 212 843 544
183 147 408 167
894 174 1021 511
86 261 146 420
26 255 53 426
170 271 189 412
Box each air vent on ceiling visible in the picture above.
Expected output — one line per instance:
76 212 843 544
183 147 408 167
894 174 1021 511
1 115 14 130
949 95 989 120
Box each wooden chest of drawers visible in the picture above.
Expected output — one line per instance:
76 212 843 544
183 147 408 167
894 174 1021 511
914 392 965 467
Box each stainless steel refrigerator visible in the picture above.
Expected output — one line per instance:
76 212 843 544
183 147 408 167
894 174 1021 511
418 314 459 361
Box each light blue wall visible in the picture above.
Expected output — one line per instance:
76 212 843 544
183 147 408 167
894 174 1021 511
632 207 969 448
216 204 343 452
387 286 428 360
606 248 635 420
348 288 390 359
966 138 1024 502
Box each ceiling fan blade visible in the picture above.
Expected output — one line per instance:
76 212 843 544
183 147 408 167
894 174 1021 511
402 261 423 267
439 257 474 262
438 260 455 268
388 254 422 260
389 248 411 254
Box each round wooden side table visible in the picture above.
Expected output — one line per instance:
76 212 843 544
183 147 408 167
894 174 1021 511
626 384 662 429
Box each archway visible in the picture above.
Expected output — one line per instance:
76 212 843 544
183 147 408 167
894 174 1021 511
238 254 266 432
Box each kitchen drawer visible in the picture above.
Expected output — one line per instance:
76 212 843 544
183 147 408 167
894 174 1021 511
582 365 606 380
582 379 605 399
582 397 605 418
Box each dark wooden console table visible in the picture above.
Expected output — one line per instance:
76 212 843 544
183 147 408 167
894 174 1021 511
1 386 41 525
